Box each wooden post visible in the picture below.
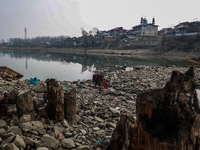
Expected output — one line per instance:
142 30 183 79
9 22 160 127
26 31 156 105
46 79 64 121
64 88 77 125
16 90 35 120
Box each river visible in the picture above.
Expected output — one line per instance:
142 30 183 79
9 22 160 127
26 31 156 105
0 50 187 81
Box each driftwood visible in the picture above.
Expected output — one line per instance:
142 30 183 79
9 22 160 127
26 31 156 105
108 66 200 150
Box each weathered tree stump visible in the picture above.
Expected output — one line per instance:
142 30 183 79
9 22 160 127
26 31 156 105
107 113 135 150
64 88 77 125
108 66 200 150
46 79 64 121
16 90 35 120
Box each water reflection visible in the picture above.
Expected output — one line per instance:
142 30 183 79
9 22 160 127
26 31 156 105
0 50 187 81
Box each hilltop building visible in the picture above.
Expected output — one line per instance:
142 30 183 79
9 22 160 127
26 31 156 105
130 17 158 37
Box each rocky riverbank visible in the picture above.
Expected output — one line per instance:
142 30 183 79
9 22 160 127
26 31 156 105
1 65 200 150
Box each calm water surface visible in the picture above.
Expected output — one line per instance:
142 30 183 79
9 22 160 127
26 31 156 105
0 50 187 81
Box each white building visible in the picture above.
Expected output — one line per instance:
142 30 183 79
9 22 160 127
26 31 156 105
131 17 158 37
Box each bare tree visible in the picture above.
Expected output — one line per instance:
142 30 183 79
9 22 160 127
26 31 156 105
88 30 93 36
81 27 88 47
93 27 99 36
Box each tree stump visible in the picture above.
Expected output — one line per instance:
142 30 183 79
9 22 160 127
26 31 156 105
108 66 200 150
46 79 64 121
107 113 135 150
16 90 35 120
64 88 77 125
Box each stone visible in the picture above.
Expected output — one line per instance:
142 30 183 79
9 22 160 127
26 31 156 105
0 119 7 128
106 123 117 128
94 117 104 123
37 107 48 119
16 90 35 120
20 114 31 123
41 134 59 149
7 104 17 115
4 143 19 150
102 89 111 95
62 119 69 128
33 85 47 93
29 129 39 135
31 121 46 135
10 114 19 126
4 89 19 104
109 107 120 115
77 145 90 150
34 141 45 148
93 127 100 131
80 129 87 135
2 132 15 139
22 136 34 146
36 147 49 150
76 114 81 123
0 128 6 137
54 126 65 137
0 98 8 118
19 122 33 132
8 126 23 136
13 135 26 149
1 135 15 147
61 138 76 149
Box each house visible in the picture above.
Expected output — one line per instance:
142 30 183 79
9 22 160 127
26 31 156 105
132 17 158 37
188 21 200 33
175 22 189 34
175 21 200 36
158 28 175 36
108 27 127 38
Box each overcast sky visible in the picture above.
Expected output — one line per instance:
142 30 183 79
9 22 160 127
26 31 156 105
0 0 199 40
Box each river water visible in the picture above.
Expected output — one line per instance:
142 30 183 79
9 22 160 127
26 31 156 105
0 50 187 81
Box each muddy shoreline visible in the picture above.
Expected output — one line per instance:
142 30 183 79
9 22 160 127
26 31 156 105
1 47 200 59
